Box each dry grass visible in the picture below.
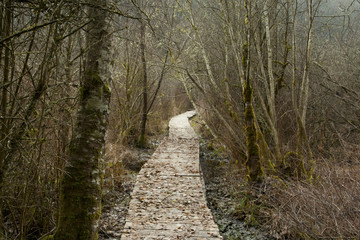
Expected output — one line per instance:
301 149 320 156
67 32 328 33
266 154 360 239
217 145 360 239
103 143 136 190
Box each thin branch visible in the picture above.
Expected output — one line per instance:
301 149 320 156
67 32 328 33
81 1 140 19
185 69 205 95
56 20 92 42
147 51 169 114
0 19 60 44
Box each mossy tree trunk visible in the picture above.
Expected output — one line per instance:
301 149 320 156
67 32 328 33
243 81 263 182
53 1 112 239
243 0 263 182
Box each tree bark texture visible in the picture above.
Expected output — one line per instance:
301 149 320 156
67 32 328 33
54 0 112 239
244 82 263 182
243 0 263 182
139 20 148 148
0 0 12 187
0 0 12 235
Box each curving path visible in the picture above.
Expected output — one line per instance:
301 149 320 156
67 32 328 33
121 111 222 239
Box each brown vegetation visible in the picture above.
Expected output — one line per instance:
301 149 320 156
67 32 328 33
0 0 359 239
267 151 360 239
198 140 360 239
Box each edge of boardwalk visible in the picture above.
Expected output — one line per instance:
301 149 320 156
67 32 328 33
120 111 222 239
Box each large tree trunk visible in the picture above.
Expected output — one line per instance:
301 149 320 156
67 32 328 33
53 0 112 239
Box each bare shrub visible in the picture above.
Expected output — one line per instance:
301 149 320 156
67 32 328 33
267 157 360 239
104 143 126 189
121 150 145 172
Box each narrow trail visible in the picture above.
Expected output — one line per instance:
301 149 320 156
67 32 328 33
121 111 222 239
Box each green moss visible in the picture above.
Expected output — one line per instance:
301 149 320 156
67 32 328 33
40 235 54 240
244 82 252 99
54 179 102 239
87 70 102 86
283 151 298 160
54 104 106 239
282 151 306 179
79 86 85 99
224 100 239 121
247 134 259 155
243 81 264 182
242 41 248 70
103 82 111 95
137 133 146 148
80 70 104 100
207 141 214 151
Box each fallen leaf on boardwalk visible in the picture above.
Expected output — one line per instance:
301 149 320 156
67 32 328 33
119 111 222 239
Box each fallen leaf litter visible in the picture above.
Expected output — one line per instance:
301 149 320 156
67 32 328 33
121 111 223 240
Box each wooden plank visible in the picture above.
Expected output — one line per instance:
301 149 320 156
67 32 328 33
120 111 222 239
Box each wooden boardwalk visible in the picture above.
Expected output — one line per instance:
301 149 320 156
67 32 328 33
121 111 222 239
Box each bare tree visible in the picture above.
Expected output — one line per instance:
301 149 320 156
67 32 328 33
243 0 264 182
138 19 148 147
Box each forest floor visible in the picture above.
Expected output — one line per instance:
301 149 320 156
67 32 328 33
98 141 274 240
99 145 155 239
99 113 274 240
98 111 360 240
199 140 272 240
